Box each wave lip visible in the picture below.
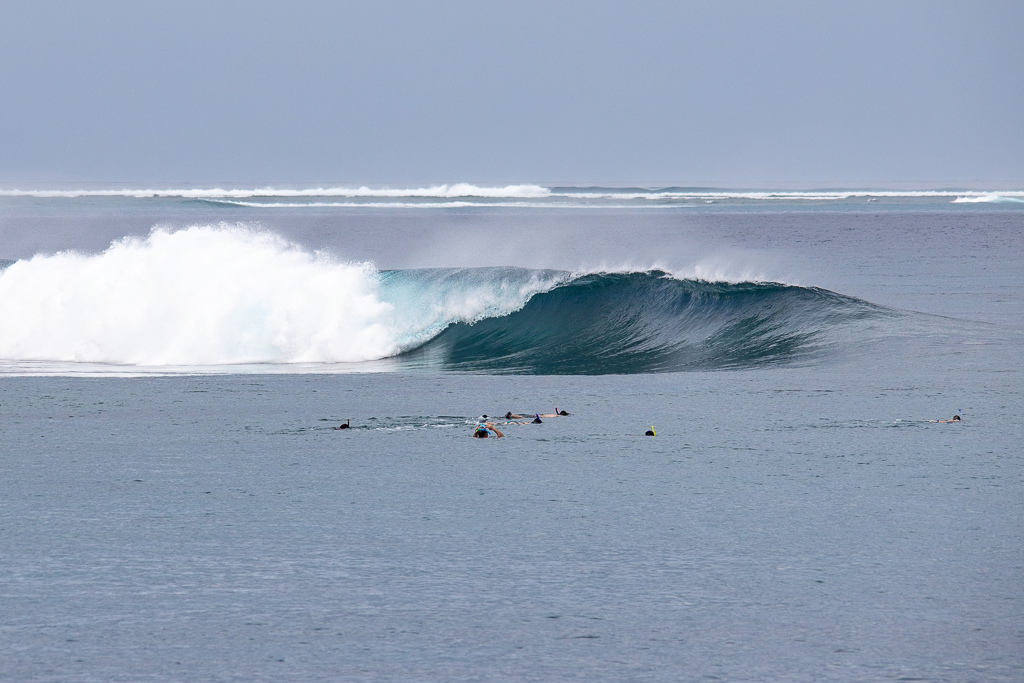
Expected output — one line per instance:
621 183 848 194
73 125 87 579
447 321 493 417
401 271 891 374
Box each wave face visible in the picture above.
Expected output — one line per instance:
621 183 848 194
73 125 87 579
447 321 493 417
0 225 888 374
401 272 888 374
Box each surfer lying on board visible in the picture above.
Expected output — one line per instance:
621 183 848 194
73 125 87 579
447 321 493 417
536 408 570 418
473 422 504 438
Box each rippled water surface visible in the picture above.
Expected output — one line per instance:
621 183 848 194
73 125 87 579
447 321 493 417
1 201 1022 680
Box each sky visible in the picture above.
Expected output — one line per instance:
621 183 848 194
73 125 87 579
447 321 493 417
0 0 1021 188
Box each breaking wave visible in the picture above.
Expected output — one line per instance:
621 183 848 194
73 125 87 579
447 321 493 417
401 272 887 373
0 225 891 374
951 193 1024 204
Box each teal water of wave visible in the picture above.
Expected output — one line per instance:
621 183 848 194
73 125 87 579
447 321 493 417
401 271 892 374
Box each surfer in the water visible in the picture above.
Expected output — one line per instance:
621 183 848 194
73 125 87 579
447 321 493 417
334 419 351 430
473 421 504 438
504 409 567 419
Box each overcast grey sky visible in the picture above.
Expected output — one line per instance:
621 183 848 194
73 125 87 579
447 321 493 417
0 0 1021 187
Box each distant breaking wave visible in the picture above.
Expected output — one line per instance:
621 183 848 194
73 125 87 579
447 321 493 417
1 185 1022 206
0 184 551 199
951 193 1024 204
0 225 892 374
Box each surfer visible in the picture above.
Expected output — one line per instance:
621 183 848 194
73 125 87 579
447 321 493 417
536 408 569 418
473 422 504 438
334 419 351 430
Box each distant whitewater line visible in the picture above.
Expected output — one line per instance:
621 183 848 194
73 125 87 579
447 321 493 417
202 200 672 210
1 184 1022 203
0 184 551 199
0 224 894 374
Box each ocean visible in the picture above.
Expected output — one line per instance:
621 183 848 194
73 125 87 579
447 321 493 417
1 187 1022 680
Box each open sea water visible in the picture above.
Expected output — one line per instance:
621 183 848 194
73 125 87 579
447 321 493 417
1 188 1022 681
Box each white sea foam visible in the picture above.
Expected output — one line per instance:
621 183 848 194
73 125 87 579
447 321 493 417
0 225 566 368
952 193 1024 204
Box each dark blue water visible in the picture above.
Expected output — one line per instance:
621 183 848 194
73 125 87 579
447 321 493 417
1 198 1022 680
